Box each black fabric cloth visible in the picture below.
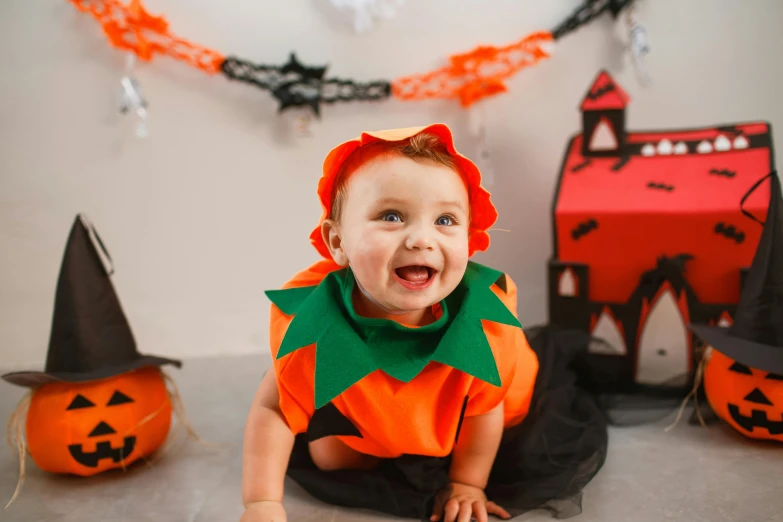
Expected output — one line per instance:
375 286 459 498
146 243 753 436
284 324 609 520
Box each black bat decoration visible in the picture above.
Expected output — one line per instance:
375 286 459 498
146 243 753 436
664 253 695 273
552 0 637 40
611 155 630 172
709 169 737 178
273 53 327 115
716 125 740 135
221 53 391 117
571 159 592 172
715 222 745 244
637 253 695 296
646 182 674 192
571 218 599 240
586 84 616 100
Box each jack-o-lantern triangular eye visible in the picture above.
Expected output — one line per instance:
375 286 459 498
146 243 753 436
766 373 783 381
107 390 134 406
66 394 95 410
729 362 753 375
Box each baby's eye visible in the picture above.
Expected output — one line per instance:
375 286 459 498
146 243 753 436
436 215 455 226
381 211 402 223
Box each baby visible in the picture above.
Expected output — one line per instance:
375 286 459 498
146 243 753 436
239 124 603 522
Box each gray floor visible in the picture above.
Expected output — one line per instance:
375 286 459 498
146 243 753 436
1 354 782 522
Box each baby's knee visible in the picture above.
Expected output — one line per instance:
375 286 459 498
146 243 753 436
309 437 343 471
308 436 379 471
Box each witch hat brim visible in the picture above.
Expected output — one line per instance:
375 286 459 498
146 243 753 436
1 214 181 389
689 171 783 374
689 324 783 375
1 355 182 388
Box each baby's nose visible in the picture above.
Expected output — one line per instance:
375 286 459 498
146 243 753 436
405 227 435 250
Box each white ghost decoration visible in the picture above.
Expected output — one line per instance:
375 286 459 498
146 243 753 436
468 103 494 188
625 6 651 87
328 0 405 34
118 54 148 138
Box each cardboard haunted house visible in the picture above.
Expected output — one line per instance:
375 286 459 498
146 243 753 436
548 71 775 393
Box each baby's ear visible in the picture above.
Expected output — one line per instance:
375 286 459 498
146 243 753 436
321 219 349 266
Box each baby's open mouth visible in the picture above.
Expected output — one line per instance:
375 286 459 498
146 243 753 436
394 265 435 286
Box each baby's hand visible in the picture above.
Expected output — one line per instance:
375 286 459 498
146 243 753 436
240 500 286 522
430 482 511 522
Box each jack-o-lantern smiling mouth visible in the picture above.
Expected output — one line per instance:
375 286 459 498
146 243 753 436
68 420 137 467
727 405 783 435
68 437 137 467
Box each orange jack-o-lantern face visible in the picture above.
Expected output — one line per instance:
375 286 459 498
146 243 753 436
704 349 783 442
25 367 173 476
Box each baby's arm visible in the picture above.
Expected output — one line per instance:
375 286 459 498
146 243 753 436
449 400 504 489
431 402 511 522
240 369 295 521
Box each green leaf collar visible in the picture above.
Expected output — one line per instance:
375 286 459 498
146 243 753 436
265 262 521 409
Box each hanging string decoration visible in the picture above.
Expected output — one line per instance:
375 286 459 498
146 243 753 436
68 0 638 116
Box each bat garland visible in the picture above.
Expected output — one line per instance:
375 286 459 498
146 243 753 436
69 0 640 118
552 0 636 39
220 54 391 116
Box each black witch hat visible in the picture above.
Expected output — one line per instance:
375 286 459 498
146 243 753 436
690 171 783 374
2 215 181 388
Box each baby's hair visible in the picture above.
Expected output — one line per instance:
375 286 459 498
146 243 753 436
329 133 460 223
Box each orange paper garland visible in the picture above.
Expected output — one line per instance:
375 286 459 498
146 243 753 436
392 31 554 107
69 0 224 74
67 0 630 110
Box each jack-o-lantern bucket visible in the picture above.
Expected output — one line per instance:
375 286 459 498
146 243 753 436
25 367 173 475
2 215 184 506
690 171 783 443
703 350 783 441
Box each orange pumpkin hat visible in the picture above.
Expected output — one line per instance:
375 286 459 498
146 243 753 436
308 123 499 260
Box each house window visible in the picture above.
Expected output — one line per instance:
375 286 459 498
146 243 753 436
589 117 618 152
589 307 627 355
558 268 578 297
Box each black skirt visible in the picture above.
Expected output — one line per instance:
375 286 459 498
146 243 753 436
286 325 609 520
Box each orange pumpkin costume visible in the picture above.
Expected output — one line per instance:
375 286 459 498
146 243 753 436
268 259 538 459
265 125 608 520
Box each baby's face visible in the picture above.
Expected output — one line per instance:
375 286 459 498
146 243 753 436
335 154 470 314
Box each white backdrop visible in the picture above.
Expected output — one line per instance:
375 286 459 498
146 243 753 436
1 0 782 369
